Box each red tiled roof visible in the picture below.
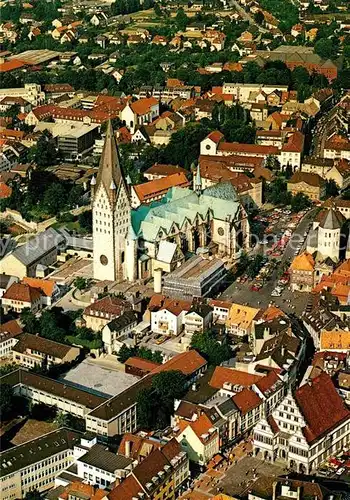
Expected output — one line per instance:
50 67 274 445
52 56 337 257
84 296 132 316
144 163 186 177
207 130 224 144
209 299 232 309
3 282 41 303
218 142 279 155
152 350 207 377
176 413 218 444
295 372 350 444
125 356 161 372
0 319 23 336
0 182 12 199
22 278 56 297
0 129 25 140
107 475 141 500
282 131 304 153
0 60 26 73
267 415 279 434
130 97 158 116
232 388 262 415
149 295 192 316
209 366 261 390
133 172 189 202
118 433 161 459
254 370 280 395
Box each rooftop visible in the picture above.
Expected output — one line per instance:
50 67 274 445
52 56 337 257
0 428 81 478
13 333 77 359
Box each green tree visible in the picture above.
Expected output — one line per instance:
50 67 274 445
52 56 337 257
54 411 70 427
325 179 339 198
0 383 14 420
78 211 93 233
254 10 264 24
25 490 42 500
74 277 87 291
314 38 336 59
175 8 189 31
21 309 39 334
191 332 231 365
118 344 137 362
42 183 67 215
28 133 58 167
39 310 66 343
290 192 311 213
136 387 155 428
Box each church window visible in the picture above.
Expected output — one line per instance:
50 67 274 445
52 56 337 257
100 255 108 266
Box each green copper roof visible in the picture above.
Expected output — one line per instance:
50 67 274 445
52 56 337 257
130 183 240 243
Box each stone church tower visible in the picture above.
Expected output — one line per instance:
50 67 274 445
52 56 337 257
91 121 131 281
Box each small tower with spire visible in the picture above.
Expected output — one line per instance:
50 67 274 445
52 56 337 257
194 162 202 195
92 120 131 282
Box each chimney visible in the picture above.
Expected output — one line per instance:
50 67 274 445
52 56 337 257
125 440 131 458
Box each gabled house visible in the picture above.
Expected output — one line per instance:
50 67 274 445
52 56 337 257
253 372 350 473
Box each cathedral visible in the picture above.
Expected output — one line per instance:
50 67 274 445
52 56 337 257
92 122 251 282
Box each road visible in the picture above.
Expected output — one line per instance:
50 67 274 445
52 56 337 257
220 208 316 315
228 0 269 33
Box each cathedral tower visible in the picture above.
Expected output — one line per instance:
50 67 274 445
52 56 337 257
92 121 131 281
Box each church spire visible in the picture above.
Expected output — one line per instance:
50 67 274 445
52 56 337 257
95 120 125 196
194 162 202 194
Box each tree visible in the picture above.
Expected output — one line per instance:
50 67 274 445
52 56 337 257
118 344 137 363
291 66 310 87
74 277 87 291
42 183 67 215
290 192 311 213
55 411 70 427
325 179 339 198
21 309 39 334
78 210 93 233
191 332 231 365
314 38 336 60
0 384 14 420
254 10 264 25
25 490 42 500
175 8 189 31
28 133 58 167
39 310 66 343
136 387 155 428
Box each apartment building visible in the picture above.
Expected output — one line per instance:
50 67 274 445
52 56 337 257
174 412 220 465
12 333 80 369
253 373 350 473
225 303 260 337
130 172 190 208
287 172 326 201
0 428 81 500
1 369 108 418
2 282 42 314
83 296 133 332
0 83 45 105
102 311 138 355
0 320 23 359
86 351 207 438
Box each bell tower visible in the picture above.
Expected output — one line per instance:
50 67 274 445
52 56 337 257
92 121 131 281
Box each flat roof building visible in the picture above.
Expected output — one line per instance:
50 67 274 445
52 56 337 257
162 254 226 299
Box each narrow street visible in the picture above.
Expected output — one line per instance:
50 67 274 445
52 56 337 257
228 0 269 33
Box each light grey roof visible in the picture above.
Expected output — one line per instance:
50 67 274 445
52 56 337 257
306 227 318 249
318 208 345 230
58 228 93 251
10 228 64 266
157 240 177 263
79 444 133 473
